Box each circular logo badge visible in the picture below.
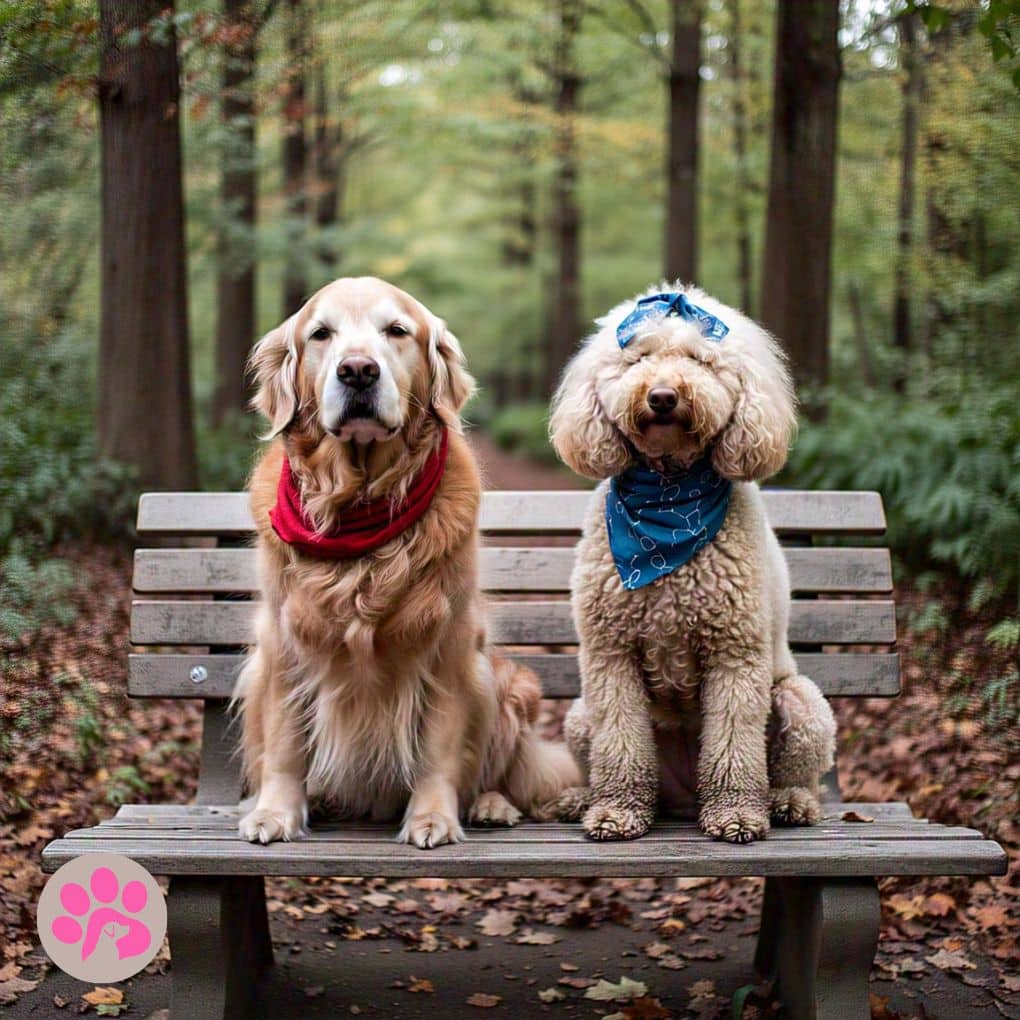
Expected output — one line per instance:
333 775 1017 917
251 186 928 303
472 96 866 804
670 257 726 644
38 854 167 983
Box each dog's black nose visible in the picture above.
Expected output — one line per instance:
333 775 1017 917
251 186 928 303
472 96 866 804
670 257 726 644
337 356 380 391
647 387 679 414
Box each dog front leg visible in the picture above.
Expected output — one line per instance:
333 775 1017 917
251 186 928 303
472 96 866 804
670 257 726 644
697 645 772 844
238 663 308 844
581 646 658 841
398 683 471 849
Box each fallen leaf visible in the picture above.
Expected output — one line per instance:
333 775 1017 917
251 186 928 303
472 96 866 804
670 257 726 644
840 811 874 823
585 976 648 1002
643 942 673 959
616 996 673 1019
971 904 1010 929
83 988 124 1007
559 975 596 988
688 979 715 998
659 918 686 936
408 977 434 993
926 949 977 971
515 929 559 945
0 977 40 1006
362 892 393 907
303 986 325 998
467 992 502 1008
538 987 566 1002
924 892 956 917
478 909 517 937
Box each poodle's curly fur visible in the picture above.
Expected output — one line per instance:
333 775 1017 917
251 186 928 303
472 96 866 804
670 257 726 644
547 284 836 844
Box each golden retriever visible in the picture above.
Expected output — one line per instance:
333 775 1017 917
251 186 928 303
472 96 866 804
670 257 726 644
234 276 579 848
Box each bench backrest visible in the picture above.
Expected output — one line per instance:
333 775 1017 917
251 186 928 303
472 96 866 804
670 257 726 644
129 489 897 801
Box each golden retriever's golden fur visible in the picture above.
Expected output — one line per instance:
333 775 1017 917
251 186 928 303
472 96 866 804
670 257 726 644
234 277 578 848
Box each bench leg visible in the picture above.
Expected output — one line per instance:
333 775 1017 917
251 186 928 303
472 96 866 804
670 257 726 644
754 876 782 978
168 876 273 1020
773 878 880 1020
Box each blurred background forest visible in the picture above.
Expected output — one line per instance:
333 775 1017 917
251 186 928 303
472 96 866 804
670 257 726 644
1 0 1017 684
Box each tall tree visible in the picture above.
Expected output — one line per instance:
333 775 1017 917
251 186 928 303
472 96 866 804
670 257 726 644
546 0 583 396
281 0 308 316
664 0 702 283
726 0 754 313
760 0 841 404
312 66 343 270
213 0 258 425
97 0 197 488
892 8 923 392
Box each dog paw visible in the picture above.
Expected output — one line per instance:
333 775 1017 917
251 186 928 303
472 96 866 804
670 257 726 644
699 800 770 844
239 806 307 844
398 811 464 849
538 785 593 823
770 786 822 826
469 791 522 827
582 801 652 841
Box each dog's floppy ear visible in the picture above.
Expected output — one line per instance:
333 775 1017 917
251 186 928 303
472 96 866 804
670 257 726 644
711 325 797 482
428 318 475 430
248 314 300 440
549 339 632 480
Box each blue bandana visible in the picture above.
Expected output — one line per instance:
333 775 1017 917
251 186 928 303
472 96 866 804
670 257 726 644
616 292 729 347
606 455 732 590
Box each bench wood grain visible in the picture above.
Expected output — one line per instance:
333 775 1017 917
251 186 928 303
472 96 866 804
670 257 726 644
138 489 888 536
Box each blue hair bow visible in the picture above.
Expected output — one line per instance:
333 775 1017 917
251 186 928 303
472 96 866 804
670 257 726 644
616 292 729 348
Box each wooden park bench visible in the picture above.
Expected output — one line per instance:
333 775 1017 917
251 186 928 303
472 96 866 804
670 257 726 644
42 488 1006 1020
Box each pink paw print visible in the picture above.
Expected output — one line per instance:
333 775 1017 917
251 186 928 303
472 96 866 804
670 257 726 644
51 866 152 962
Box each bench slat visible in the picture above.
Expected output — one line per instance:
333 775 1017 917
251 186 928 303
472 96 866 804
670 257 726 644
133 546 893 595
137 489 887 537
86 820 979 841
41 832 1006 877
110 801 918 820
128 651 900 699
130 598 897 647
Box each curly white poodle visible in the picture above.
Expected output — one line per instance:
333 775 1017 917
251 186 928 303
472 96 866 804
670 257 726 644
547 285 836 844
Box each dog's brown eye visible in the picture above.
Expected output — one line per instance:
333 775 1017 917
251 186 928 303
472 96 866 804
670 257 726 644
386 322 410 338
310 325 331 341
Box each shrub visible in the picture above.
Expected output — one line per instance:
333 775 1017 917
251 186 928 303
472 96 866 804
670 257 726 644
784 386 1020 593
488 402 560 466
0 325 136 558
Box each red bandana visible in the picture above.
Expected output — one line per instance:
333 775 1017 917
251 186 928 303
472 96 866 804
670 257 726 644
269 429 449 559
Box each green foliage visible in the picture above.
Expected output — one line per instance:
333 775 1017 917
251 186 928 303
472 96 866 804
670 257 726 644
488 402 559 465
785 387 1020 590
0 326 137 560
0 554 77 643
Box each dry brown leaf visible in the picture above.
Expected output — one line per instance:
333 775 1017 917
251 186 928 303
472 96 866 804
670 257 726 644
83 987 124 1006
408 977 434 993
515 929 559 945
840 810 874 823
466 992 501 1008
926 949 977 971
478 909 517 937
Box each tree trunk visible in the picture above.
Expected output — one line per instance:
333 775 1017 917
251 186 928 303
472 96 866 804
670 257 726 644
213 0 257 425
664 0 701 283
847 280 874 387
892 10 921 393
281 0 308 317
760 0 841 409
546 0 582 397
98 0 197 488
726 0 754 313
313 65 343 270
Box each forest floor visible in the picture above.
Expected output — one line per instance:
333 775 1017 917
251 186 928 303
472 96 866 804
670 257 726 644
1 434 1017 1019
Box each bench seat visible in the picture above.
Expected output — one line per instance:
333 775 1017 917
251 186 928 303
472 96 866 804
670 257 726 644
42 803 1006 878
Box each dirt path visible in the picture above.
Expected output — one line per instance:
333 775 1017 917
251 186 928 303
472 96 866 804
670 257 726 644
467 431 583 491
